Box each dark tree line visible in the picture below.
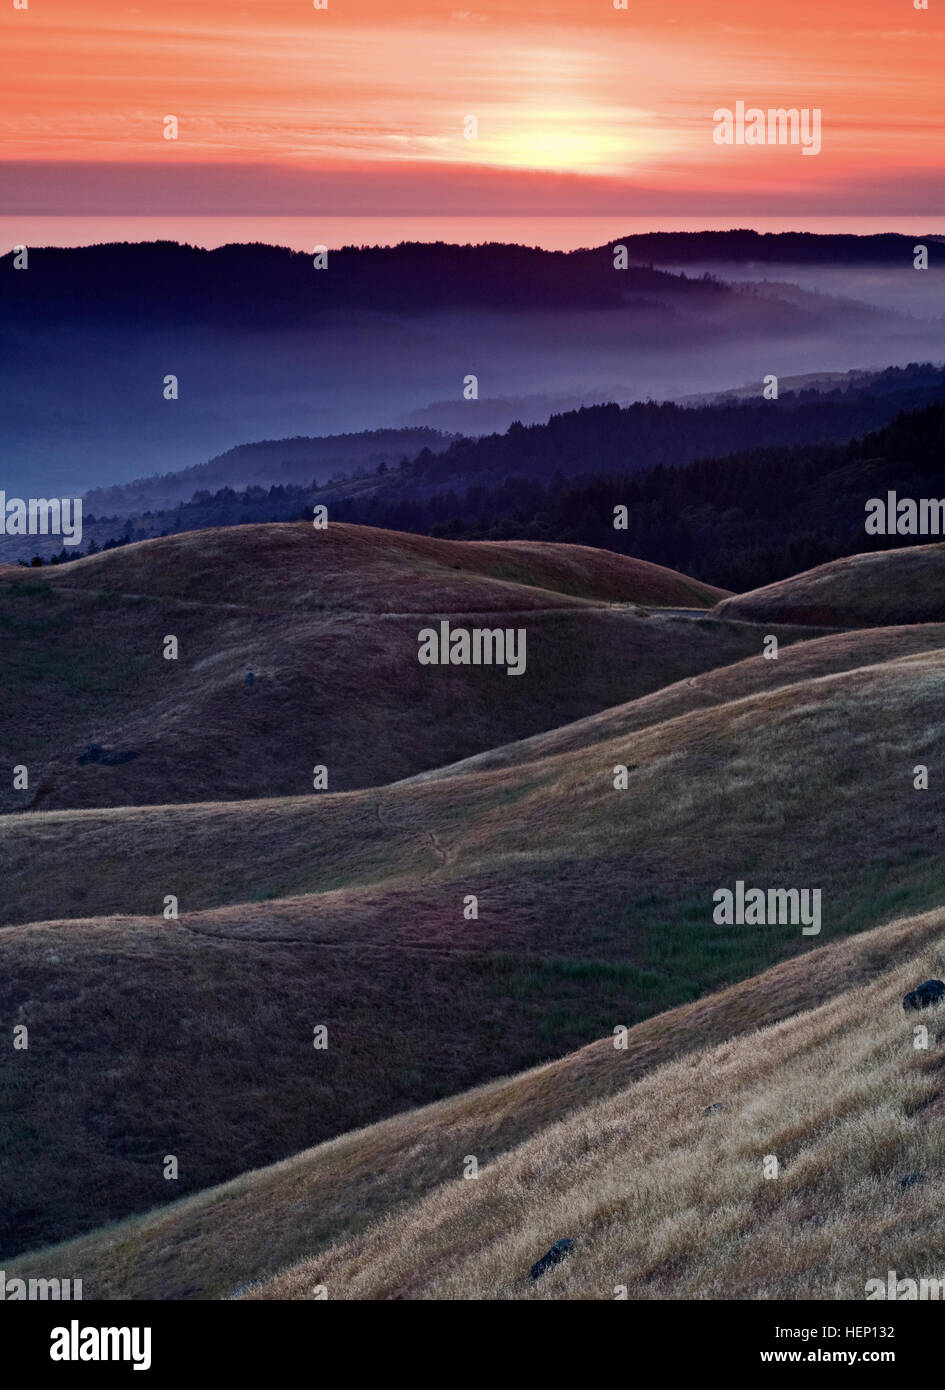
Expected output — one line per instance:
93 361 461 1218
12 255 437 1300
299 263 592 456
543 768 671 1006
36 397 945 594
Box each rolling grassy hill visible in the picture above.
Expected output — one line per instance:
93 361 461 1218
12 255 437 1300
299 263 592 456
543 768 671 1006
409 624 945 781
0 522 750 813
4 627 945 1256
714 542 945 628
8 902 945 1300
34 522 730 612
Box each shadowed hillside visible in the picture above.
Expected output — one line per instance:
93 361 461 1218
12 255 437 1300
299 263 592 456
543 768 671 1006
715 543 945 628
8 903 945 1300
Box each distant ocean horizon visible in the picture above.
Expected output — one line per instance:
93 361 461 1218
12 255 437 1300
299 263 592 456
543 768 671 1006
3 214 945 255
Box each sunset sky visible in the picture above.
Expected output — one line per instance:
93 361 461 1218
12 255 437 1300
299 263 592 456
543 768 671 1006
1 0 943 216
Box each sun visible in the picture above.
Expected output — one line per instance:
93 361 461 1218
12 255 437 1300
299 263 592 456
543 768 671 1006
478 122 636 176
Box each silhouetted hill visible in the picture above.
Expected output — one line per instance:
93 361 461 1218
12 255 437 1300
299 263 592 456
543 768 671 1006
5 237 937 335
401 364 945 487
335 392 945 592
617 229 945 266
5 239 941 494
25 376 945 593
84 428 457 514
1 239 729 329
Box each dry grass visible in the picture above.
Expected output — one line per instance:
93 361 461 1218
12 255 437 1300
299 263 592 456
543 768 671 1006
248 931 945 1300
13 521 730 614
6 642 945 935
714 542 945 628
6 527 945 1281
9 903 945 1299
5 643 945 1253
0 523 750 812
410 623 945 782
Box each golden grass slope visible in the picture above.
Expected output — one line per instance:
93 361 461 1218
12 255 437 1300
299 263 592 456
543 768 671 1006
9 903 945 1300
250 925 945 1300
714 542 945 628
408 623 945 782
